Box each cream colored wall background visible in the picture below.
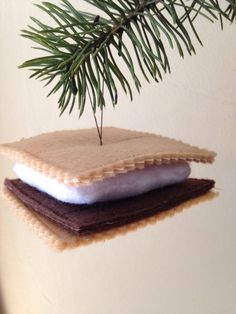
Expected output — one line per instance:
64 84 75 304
0 1 236 314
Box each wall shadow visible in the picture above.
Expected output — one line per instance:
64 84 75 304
0 283 6 314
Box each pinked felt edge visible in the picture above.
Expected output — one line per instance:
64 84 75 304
0 128 216 186
1 185 217 251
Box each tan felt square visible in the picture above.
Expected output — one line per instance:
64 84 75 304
0 127 215 186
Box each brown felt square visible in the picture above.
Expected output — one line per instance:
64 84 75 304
2 179 216 251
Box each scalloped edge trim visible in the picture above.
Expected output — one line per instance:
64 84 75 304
0 144 216 186
1 186 218 251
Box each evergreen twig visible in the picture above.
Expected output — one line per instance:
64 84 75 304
19 0 235 144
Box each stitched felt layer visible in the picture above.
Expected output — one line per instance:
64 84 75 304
4 178 215 235
1 183 217 251
0 127 215 186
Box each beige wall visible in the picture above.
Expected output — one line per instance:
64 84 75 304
0 1 236 314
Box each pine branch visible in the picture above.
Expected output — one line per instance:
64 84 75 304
19 0 235 119
225 0 236 21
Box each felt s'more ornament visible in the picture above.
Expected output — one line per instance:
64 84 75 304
1 128 216 250
1 0 234 250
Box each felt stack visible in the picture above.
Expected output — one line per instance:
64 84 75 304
0 127 216 250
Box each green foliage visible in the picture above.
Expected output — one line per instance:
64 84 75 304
19 0 236 117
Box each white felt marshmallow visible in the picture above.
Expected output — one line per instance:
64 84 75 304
13 162 191 204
